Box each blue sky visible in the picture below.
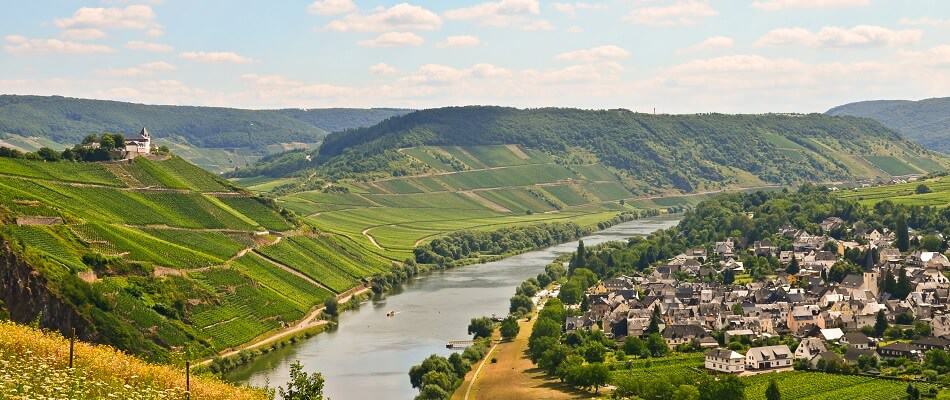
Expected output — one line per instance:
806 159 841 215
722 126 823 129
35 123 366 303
3 0 950 112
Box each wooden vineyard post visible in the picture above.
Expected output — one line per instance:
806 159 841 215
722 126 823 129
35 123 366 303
185 360 191 400
68 328 75 368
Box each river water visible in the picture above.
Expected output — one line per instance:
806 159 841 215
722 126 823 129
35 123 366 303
224 216 680 399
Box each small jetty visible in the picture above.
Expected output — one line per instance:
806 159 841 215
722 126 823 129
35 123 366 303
446 340 475 349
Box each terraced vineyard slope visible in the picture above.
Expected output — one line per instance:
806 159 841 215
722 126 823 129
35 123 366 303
835 174 950 207
0 155 391 362
274 144 727 260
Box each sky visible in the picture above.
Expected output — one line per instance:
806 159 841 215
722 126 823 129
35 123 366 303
2 0 950 113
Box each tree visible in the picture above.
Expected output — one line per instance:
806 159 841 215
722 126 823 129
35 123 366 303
882 268 897 296
766 379 781 400
907 383 920 400
570 240 587 272
723 268 735 285
410 355 456 388
500 316 520 340
467 317 494 339
323 298 339 317
647 306 663 334
895 266 912 299
278 361 325 400
36 147 61 161
896 214 909 252
920 235 944 252
510 294 533 314
916 184 932 194
673 384 701 400
700 375 745 400
646 333 669 357
624 336 644 356
786 255 799 275
100 134 116 151
874 310 889 337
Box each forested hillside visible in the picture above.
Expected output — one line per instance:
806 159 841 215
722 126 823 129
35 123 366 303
0 155 393 362
827 97 950 153
236 107 947 193
0 95 410 172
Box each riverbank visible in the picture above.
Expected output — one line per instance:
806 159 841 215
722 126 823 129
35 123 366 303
451 312 593 400
223 216 680 399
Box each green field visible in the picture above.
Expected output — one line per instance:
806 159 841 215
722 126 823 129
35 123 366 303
836 175 950 207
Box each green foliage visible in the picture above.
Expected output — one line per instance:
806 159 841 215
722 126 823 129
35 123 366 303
467 317 494 339
278 360 325 400
766 379 781 400
500 316 520 340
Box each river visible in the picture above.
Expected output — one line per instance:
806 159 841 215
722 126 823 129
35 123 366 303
224 216 680 399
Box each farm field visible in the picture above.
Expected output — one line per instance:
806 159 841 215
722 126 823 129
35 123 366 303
835 175 950 207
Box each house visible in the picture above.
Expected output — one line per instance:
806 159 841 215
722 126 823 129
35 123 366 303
877 342 920 359
124 127 152 158
788 305 824 334
820 217 845 232
843 347 878 365
705 348 746 373
795 337 827 360
811 351 845 368
932 315 950 338
840 332 871 349
725 329 756 342
662 324 708 347
746 345 793 371
754 240 776 257
819 328 844 342
715 240 736 258
912 336 950 351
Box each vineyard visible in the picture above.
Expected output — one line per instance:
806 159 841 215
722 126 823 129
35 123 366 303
0 154 353 362
836 175 950 207
742 371 941 400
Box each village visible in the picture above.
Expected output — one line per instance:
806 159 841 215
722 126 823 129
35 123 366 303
566 216 950 378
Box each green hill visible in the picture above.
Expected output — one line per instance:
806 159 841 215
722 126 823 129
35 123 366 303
827 97 950 153
0 155 393 362
239 107 947 188
0 95 411 173
226 107 947 259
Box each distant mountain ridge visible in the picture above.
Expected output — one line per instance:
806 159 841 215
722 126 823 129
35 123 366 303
236 106 947 195
827 97 950 153
0 95 412 172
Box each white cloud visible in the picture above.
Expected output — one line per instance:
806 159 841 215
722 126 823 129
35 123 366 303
557 45 630 63
369 63 398 76
241 73 358 103
436 35 481 48
100 61 176 77
96 80 209 106
4 35 114 55
567 26 583 33
308 0 357 16
445 0 552 30
756 25 922 48
358 32 424 48
402 63 513 85
60 29 106 41
126 40 173 52
751 0 869 11
625 0 718 27
326 3 441 32
680 35 734 53
899 17 950 28
179 51 253 64
55 5 159 31
553 2 604 16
